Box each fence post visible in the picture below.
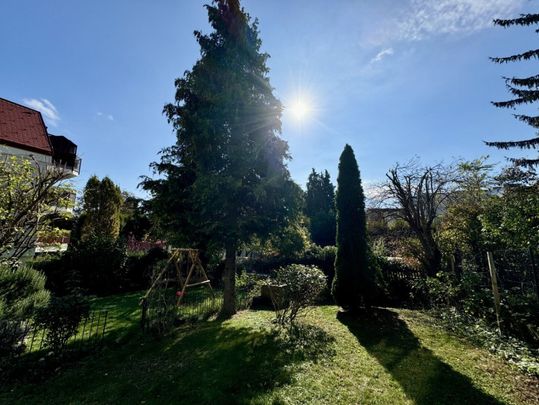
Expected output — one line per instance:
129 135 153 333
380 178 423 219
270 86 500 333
487 251 502 334
530 247 539 301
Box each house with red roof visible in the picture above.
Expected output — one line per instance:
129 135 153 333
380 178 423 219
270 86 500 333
0 97 81 177
0 97 81 254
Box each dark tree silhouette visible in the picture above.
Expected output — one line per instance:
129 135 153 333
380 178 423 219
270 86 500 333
488 13 539 168
332 145 373 310
305 169 336 246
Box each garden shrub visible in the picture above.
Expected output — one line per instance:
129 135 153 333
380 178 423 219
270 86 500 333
235 272 264 310
68 236 128 296
0 264 50 358
31 254 76 296
122 246 169 292
269 264 326 326
35 294 90 353
35 244 169 296
416 263 539 345
239 245 336 293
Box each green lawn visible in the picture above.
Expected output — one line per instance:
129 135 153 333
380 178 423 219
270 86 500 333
2 292 538 404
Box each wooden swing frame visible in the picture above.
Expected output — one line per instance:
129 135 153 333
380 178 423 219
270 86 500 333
141 248 214 308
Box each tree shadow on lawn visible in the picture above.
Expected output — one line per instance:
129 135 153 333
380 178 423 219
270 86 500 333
153 320 335 404
338 308 502 405
2 320 335 404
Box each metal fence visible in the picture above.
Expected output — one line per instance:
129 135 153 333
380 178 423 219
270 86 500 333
488 248 538 298
1 310 109 356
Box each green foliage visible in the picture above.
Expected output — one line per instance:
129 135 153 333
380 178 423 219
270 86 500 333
0 264 50 321
35 294 90 353
238 245 336 292
235 272 263 310
79 176 123 241
415 267 539 345
250 217 310 258
142 0 302 317
0 264 50 358
438 158 493 257
122 247 169 291
305 169 336 246
481 186 539 250
270 264 326 326
332 145 373 309
34 245 168 297
119 195 153 240
374 255 423 306
0 155 74 262
431 308 539 376
66 236 128 296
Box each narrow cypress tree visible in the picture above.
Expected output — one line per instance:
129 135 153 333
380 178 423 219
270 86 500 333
332 145 373 310
488 13 539 168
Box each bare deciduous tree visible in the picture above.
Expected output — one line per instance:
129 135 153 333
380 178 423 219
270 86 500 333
380 160 456 276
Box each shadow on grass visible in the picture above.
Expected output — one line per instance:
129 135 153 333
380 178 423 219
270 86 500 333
2 318 335 404
338 308 502 405
154 320 335 403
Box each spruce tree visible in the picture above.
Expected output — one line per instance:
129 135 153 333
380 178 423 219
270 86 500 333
488 13 539 168
142 0 300 317
332 145 372 310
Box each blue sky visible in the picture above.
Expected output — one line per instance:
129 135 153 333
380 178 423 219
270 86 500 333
1 0 537 196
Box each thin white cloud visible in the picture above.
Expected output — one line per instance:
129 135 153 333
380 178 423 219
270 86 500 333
371 47 394 63
97 112 114 121
22 98 60 126
376 0 524 44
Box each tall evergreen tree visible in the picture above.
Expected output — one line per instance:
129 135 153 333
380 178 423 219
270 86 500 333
142 0 300 317
80 176 123 240
332 145 373 310
488 13 539 168
305 169 336 246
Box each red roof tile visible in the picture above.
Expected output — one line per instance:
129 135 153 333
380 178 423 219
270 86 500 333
0 98 53 155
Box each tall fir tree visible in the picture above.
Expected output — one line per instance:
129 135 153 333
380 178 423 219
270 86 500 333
332 145 373 310
142 0 301 317
488 13 539 168
305 169 336 246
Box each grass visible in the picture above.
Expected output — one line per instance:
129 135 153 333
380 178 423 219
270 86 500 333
1 292 538 404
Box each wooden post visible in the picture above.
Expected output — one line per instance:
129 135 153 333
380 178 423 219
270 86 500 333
487 251 502 334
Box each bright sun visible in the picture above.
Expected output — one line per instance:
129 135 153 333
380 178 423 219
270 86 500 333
288 98 312 122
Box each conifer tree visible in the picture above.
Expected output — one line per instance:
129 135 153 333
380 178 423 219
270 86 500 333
488 13 539 167
305 169 336 246
80 176 123 240
142 0 300 317
332 145 373 310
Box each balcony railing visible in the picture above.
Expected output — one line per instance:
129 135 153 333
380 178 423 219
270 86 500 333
52 156 81 176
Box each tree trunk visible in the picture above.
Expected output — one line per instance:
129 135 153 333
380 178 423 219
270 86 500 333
220 240 237 318
420 232 442 277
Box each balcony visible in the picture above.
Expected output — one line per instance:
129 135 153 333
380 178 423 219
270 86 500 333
48 134 81 178
52 156 82 177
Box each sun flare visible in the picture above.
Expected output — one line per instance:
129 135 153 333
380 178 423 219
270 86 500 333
288 97 313 122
